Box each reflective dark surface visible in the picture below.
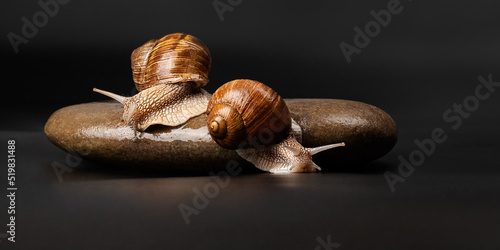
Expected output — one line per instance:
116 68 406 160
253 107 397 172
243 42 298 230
2 0 500 249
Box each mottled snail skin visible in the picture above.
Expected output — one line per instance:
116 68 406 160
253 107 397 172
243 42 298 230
94 33 212 131
93 83 210 131
206 79 345 173
237 133 345 173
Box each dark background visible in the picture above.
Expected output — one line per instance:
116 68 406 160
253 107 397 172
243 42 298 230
1 0 499 249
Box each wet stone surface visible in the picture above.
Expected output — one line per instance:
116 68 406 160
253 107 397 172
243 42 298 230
44 99 397 173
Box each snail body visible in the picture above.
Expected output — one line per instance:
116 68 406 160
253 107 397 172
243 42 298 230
93 82 210 131
94 33 212 131
206 79 345 173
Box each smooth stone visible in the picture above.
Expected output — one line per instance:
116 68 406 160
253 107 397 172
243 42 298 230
286 99 397 167
44 99 397 173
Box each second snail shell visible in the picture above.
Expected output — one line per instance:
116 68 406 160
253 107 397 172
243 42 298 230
206 79 291 150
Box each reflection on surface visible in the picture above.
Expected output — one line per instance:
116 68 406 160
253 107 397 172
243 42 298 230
79 124 212 142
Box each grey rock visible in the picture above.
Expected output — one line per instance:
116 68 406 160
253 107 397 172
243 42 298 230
44 99 397 173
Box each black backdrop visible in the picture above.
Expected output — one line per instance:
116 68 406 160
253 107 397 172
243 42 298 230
1 0 500 249
3 0 499 129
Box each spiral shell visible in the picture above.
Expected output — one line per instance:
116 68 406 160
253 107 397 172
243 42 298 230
206 79 291 149
131 33 211 92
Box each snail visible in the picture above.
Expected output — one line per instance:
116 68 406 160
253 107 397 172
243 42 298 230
93 33 212 131
206 79 345 173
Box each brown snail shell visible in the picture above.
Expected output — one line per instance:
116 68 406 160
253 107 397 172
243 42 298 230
206 79 291 150
130 39 156 91
206 79 345 173
93 33 212 131
131 33 211 91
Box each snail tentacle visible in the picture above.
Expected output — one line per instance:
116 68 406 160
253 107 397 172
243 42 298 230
93 88 126 104
307 142 346 155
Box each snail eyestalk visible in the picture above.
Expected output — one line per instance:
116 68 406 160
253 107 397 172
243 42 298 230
312 162 322 171
308 142 345 155
93 88 126 104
